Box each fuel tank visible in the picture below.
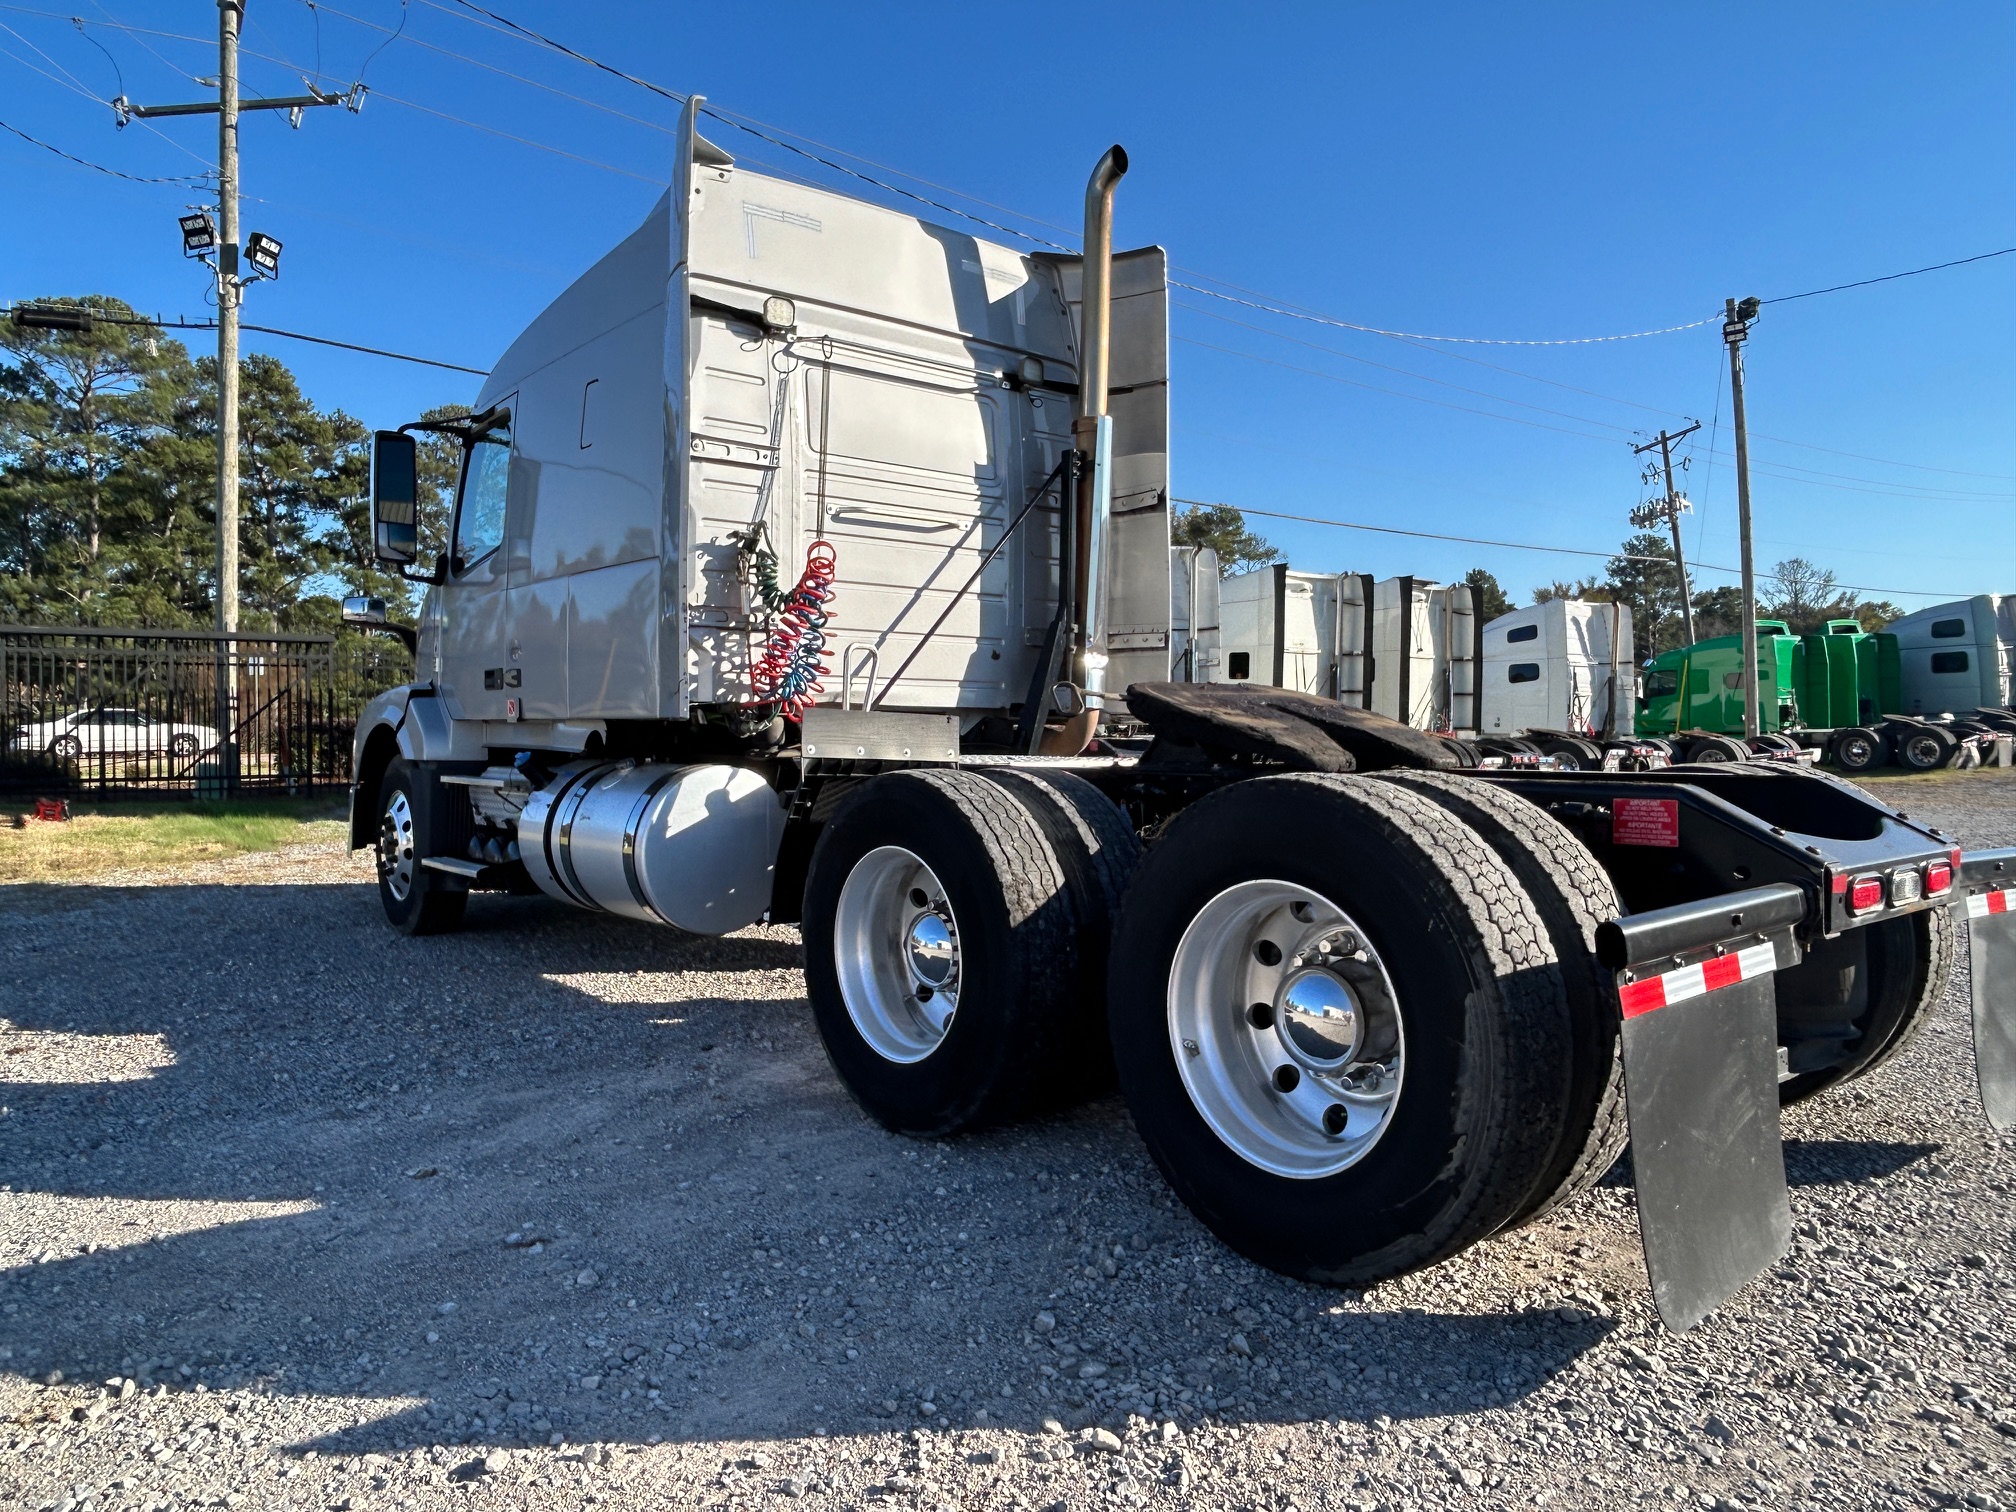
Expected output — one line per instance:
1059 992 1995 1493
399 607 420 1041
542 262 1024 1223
518 761 786 934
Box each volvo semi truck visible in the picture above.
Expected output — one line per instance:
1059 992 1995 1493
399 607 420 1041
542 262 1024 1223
344 105 2014 1333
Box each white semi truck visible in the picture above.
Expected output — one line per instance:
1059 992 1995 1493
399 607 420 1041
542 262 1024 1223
346 106 2014 1332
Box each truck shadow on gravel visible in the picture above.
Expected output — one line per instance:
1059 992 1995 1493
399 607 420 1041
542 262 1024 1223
0 875 1672 1454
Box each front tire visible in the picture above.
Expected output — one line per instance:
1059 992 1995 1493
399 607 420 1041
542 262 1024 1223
375 759 467 936
1107 774 1573 1287
803 770 1080 1136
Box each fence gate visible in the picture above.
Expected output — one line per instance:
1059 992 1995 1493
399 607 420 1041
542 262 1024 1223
0 626 410 799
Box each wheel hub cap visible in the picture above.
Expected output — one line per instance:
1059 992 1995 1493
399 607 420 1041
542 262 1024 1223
1278 969 1362 1067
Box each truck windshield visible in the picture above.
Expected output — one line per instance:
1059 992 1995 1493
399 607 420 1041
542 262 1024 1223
454 420 511 569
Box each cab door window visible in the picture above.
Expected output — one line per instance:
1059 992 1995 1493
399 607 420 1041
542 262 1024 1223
453 416 512 572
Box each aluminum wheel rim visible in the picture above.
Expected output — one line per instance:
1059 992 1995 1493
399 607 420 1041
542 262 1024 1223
833 845 962 1064
1168 879 1405 1179
1904 735 1941 767
378 788 417 902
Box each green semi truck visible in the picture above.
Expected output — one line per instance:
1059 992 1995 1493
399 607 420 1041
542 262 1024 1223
1637 619 2004 771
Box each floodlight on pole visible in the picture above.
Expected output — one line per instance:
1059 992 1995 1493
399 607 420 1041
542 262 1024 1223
243 232 283 281
179 211 218 259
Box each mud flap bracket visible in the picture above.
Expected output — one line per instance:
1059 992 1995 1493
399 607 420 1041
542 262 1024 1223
1595 883 1805 1332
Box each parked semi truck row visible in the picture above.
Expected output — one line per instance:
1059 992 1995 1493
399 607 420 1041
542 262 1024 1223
343 113 2015 1333
1640 601 2016 771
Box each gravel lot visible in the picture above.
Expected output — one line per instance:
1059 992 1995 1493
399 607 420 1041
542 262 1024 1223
3 772 2013 1512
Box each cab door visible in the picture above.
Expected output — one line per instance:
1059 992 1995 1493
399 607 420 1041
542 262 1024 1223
436 408 516 722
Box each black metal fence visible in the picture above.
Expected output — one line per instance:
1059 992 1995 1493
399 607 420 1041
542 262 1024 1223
0 625 411 798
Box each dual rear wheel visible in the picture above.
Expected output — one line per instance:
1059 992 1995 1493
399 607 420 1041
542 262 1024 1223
804 766 1624 1288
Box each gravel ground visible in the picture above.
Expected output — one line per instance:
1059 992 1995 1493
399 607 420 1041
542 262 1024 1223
2 775 2013 1512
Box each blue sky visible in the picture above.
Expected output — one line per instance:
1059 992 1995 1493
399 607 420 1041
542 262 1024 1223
3 1 2011 606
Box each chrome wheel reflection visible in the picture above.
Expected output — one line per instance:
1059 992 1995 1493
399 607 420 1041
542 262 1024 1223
833 845 962 1063
1167 880 1405 1179
378 788 417 902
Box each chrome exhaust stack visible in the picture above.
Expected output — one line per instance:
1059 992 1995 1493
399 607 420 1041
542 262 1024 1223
1044 144 1128 756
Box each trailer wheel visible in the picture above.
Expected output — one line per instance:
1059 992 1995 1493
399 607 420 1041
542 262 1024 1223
1893 726 1953 772
1379 771 1627 1225
375 759 467 936
1107 774 1572 1287
1781 906 1956 1105
1829 727 1884 772
982 768 1142 1100
802 770 1079 1135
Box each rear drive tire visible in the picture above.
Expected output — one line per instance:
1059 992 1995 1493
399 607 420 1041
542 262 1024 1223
1537 736 1603 770
802 770 1080 1136
1380 771 1628 1225
1892 726 1953 772
1686 735 1747 763
1829 727 1883 772
375 759 468 936
1106 774 1573 1287
981 769 1142 1102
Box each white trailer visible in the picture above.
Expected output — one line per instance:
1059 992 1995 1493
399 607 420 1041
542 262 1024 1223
1479 598 1636 744
1885 594 2015 715
341 109 2010 1335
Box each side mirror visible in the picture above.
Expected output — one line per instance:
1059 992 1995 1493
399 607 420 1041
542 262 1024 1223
370 430 419 565
341 592 417 654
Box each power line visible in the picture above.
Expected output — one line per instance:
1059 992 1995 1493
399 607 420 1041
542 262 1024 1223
1177 319 2012 502
0 114 210 183
5 303 489 375
1198 500 1973 600
300 0 678 138
1763 248 2016 306
1171 280 1719 347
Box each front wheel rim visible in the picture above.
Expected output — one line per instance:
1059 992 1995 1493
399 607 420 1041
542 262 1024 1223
378 788 417 902
833 845 962 1064
1168 880 1405 1179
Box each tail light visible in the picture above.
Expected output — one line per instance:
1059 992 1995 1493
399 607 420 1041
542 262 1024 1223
1848 875 1885 913
1926 856 1955 896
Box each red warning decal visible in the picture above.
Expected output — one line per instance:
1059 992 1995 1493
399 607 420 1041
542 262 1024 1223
1613 796 1680 848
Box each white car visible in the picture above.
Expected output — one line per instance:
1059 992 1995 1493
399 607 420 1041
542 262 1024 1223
8 707 219 760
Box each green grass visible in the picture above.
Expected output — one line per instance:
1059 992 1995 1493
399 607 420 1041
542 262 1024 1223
0 797 346 883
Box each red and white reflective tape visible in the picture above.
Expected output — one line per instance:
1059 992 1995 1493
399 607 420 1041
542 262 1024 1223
1966 888 2013 919
1618 942 1779 1020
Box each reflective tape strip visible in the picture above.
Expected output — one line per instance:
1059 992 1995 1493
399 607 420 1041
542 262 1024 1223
1618 941 1779 1020
1966 888 2014 919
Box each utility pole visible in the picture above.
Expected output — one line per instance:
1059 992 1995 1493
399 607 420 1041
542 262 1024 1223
117 2 357 785
217 0 241 639
1632 420 1703 645
1723 296 1762 740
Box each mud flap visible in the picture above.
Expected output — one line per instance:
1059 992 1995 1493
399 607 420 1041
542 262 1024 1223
1596 884 1804 1332
1963 885 2016 1131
